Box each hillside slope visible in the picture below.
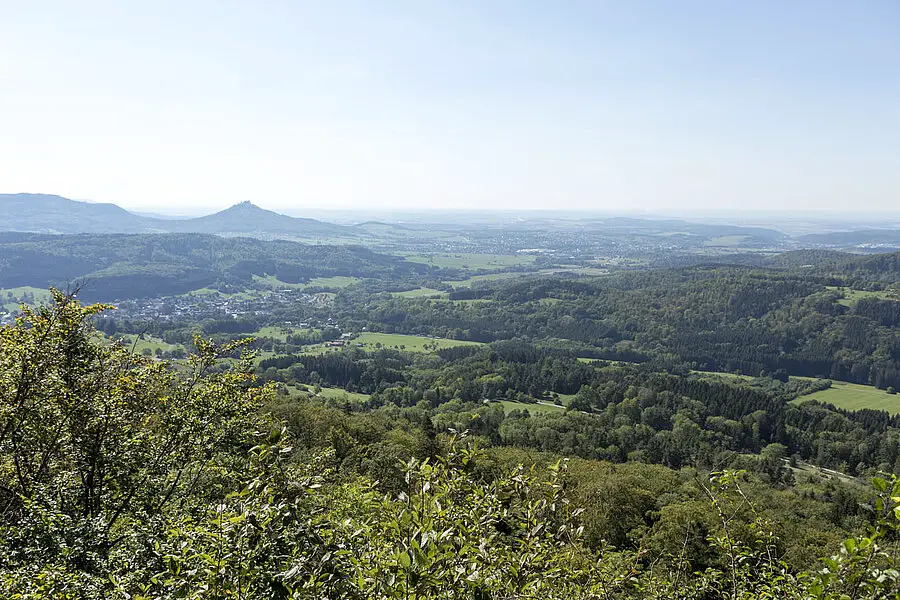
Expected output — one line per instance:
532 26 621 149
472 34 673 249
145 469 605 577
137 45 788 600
0 232 435 300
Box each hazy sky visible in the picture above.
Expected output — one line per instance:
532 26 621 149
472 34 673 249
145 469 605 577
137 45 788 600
2 1 898 214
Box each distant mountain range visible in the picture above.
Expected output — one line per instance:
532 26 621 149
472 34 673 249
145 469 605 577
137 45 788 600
0 194 359 241
4 193 897 252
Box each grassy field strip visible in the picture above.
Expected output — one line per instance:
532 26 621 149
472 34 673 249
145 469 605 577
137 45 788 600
353 332 481 352
825 286 899 307
316 387 371 404
536 267 609 276
492 400 566 414
116 334 185 354
253 274 360 290
402 253 535 270
1 287 54 311
391 288 448 298
577 358 640 366
445 272 527 288
703 235 750 247
795 380 900 415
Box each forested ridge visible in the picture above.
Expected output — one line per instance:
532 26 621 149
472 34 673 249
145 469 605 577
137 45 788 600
8 245 900 597
0 233 438 300
323 265 900 389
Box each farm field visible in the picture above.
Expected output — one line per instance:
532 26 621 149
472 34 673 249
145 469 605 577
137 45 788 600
704 235 750 247
577 358 639 366
354 332 481 353
116 334 186 355
693 370 757 381
537 266 608 277
252 274 360 291
492 400 566 414
795 381 900 415
252 326 297 341
825 286 899 307
445 272 528 288
315 387 372 404
403 253 535 270
303 276 360 289
1 287 54 311
391 287 447 298
428 297 494 305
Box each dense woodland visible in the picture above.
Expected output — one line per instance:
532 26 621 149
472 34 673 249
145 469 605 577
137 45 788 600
326 267 900 389
0 233 441 300
8 242 900 597
3 292 900 598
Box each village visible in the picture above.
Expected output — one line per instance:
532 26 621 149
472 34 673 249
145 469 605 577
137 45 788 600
99 287 332 323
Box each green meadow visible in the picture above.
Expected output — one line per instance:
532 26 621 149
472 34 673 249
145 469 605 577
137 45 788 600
795 381 900 415
1 287 54 311
354 332 481 353
826 286 899 307
493 400 566 414
403 253 535 270
391 287 448 299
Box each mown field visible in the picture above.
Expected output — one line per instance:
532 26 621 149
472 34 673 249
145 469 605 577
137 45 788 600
492 400 566 414
1 287 54 311
253 274 360 290
403 253 535 270
445 272 528 288
115 334 186 355
796 380 900 415
353 332 481 353
825 286 899 307
315 387 372 404
391 287 447 298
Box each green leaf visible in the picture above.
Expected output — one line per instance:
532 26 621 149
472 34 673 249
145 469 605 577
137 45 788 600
398 551 411 568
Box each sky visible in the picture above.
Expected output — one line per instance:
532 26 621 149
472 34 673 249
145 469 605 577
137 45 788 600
1 1 898 215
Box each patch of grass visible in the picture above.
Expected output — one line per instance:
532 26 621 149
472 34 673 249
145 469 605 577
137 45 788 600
404 253 535 270
492 400 566 414
826 286 899 307
704 235 750 247
428 297 494 305
251 274 360 291
354 332 481 353
392 288 448 299
116 334 186 355
0 287 54 311
304 276 360 289
795 380 900 415
252 326 299 342
692 370 757 381
182 287 221 296
251 275 307 290
316 387 372 404
577 358 639 366
537 267 608 277
445 272 528 288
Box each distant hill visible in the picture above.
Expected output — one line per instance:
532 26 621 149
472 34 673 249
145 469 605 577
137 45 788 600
165 201 357 239
0 194 363 241
0 194 150 233
797 229 900 249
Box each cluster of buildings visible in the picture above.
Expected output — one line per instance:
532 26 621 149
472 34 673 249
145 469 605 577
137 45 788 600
101 288 331 323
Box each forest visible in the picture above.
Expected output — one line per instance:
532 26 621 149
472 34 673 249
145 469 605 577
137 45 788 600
0 233 441 300
4 278 900 598
7 244 900 597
